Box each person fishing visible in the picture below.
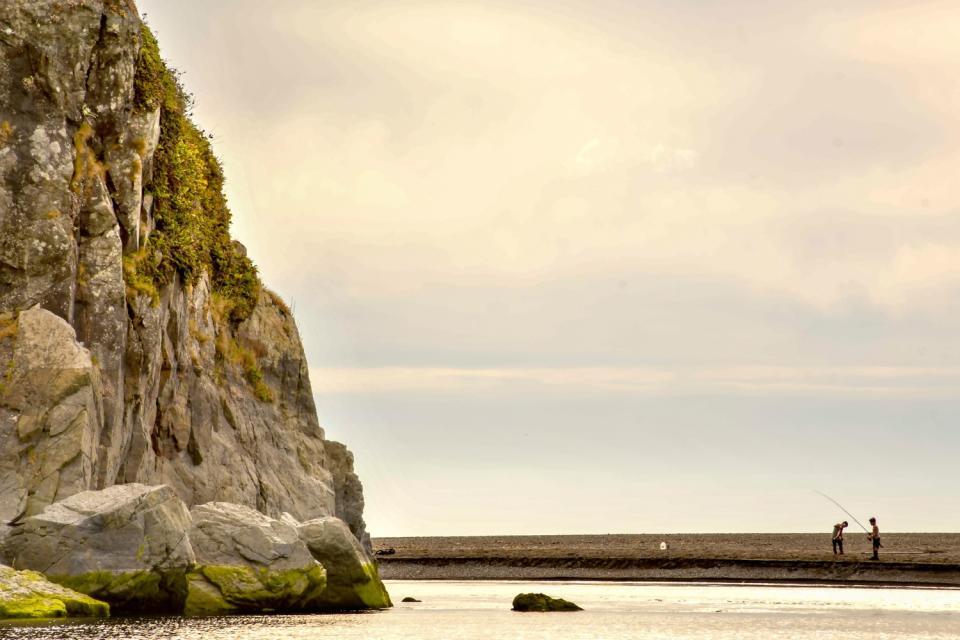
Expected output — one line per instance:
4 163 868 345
831 521 848 555
868 517 881 560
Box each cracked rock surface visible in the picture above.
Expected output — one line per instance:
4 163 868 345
1 483 194 613
184 502 326 615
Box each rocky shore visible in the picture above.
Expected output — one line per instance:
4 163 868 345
1 484 390 619
375 534 960 587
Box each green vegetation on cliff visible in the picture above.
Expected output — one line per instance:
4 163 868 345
130 25 259 323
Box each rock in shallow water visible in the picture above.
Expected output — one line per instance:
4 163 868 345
184 502 326 615
0 565 109 620
1 484 195 614
512 593 583 612
298 517 392 610
1 483 392 616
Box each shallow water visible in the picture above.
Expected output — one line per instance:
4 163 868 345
4 580 959 639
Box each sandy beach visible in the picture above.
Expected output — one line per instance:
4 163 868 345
374 534 960 587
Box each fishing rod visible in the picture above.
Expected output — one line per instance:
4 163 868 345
813 490 870 534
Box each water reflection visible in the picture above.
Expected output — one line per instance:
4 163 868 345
3 581 959 640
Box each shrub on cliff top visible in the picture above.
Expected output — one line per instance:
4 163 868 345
130 24 259 323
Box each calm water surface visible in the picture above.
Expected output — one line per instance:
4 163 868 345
3 580 959 639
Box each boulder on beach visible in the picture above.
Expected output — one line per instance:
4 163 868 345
184 502 326 615
0 565 109 620
401 596 421 603
512 593 583 612
298 517 392 610
1 484 193 614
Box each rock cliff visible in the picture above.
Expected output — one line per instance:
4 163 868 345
0 0 369 548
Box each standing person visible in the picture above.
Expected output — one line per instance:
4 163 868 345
832 521 848 555
868 517 881 560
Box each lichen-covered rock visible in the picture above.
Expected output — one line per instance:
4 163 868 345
0 0 140 325
0 307 102 523
512 593 583 612
1 484 194 613
0 565 108 620
298 517 392 610
184 502 326 615
0 0 372 546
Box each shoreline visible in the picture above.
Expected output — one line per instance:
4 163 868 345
385 576 960 590
374 534 960 588
378 556 960 588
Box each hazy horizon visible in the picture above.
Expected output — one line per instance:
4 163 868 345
140 0 960 536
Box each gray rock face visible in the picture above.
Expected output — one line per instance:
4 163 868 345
184 502 326 615
1 483 195 613
298 517 392 610
325 440 372 553
117 280 338 522
0 0 370 549
0 307 102 523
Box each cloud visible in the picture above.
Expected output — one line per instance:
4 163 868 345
139 0 960 536
310 365 960 397
194 2 954 317
140 0 960 346
817 2 960 69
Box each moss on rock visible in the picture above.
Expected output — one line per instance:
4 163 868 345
0 567 109 620
309 562 392 611
352 563 392 609
51 569 187 615
512 593 582 612
183 571 236 616
184 564 327 616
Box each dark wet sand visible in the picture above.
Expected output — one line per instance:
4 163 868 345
373 534 960 587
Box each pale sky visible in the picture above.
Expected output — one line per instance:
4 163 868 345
139 0 960 535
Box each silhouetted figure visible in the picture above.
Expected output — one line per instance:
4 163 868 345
868 517 881 560
832 521 848 555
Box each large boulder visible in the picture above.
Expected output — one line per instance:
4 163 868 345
1 484 194 613
298 517 392 610
0 565 109 620
184 502 326 615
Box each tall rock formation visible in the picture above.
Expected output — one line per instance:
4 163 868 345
0 0 370 547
